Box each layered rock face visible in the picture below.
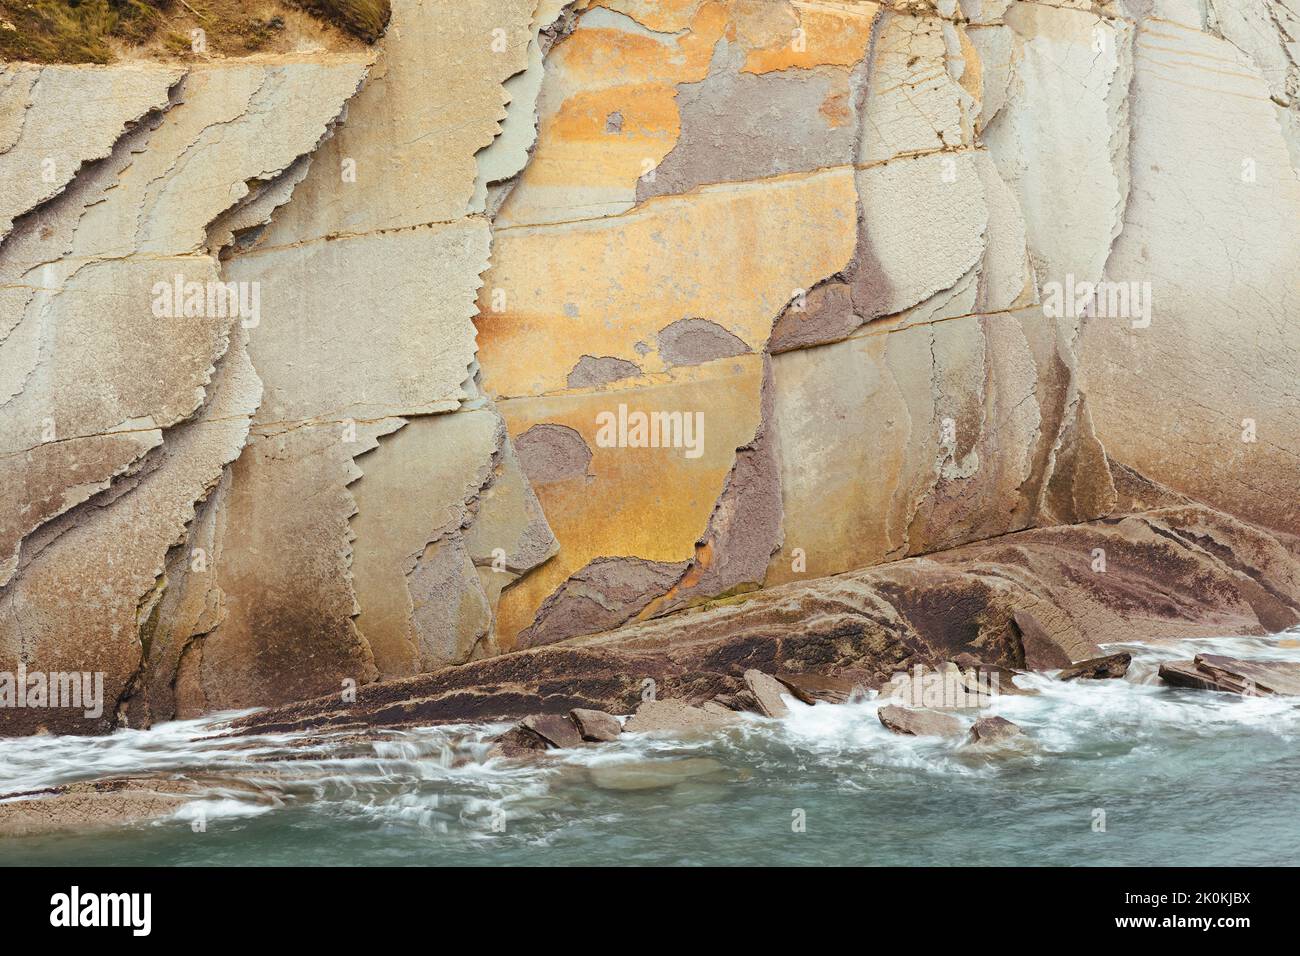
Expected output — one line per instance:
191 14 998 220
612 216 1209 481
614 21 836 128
1 0 1297 736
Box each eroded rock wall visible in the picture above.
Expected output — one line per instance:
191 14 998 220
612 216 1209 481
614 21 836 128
1 0 1297 735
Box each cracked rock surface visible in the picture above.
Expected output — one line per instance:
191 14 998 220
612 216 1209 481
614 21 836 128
2 0 1298 735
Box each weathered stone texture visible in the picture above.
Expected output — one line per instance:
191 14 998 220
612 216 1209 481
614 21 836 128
3 0 1298 735
230 505 1300 736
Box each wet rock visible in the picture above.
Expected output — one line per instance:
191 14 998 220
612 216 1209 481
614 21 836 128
587 758 725 792
624 699 738 735
883 662 1009 710
1158 661 1215 692
520 713 584 749
744 669 790 718
1158 655 1300 697
947 658 1037 696
967 716 1024 745
486 725 550 760
939 662 1007 705
570 708 621 742
877 705 964 738
0 776 202 836
1058 653 1132 681
775 672 864 705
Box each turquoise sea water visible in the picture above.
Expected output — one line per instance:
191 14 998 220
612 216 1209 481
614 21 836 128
2 635 1299 866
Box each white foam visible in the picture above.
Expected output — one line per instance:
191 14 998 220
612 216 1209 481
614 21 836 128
2 631 1297 835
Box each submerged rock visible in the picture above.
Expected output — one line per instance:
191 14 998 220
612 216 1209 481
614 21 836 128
587 758 725 792
1058 653 1132 681
877 705 965 738
949 660 1038 697
0 774 266 837
882 661 1027 710
489 711 595 757
967 716 1025 745
486 725 551 760
1158 655 1300 697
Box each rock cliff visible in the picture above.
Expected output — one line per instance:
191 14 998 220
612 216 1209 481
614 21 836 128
1 0 1297 735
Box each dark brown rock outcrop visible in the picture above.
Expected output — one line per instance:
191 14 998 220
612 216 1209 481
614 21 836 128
1058 653 1132 681
775 672 864 705
486 725 551 760
521 713 584 749
1158 655 1300 696
227 506 1300 737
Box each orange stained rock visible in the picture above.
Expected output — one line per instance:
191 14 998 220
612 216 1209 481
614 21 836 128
478 167 858 398
819 87 854 127
554 2 725 90
634 538 716 620
493 355 766 648
741 1 878 74
523 84 681 188
592 0 712 32
493 2 727 227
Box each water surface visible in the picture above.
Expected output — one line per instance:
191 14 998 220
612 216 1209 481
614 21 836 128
3 635 1298 866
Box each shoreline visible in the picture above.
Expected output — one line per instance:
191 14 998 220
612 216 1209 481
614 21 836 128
2 632 1299 866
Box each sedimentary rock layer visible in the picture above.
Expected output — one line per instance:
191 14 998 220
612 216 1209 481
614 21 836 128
0 58 372 734
231 501 1300 734
2 0 1297 735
